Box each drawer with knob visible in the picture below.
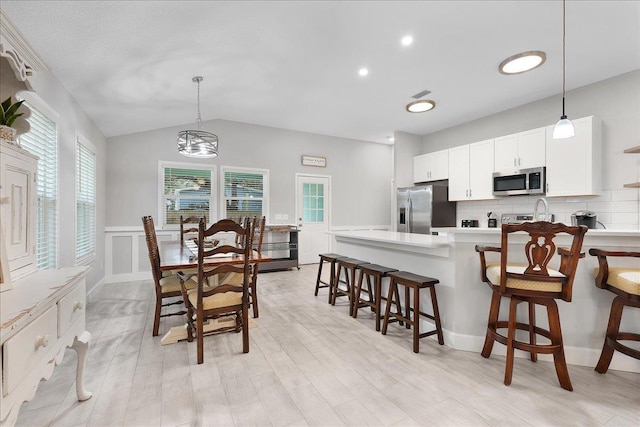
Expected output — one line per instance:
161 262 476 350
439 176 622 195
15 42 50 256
2 306 58 396
57 283 86 337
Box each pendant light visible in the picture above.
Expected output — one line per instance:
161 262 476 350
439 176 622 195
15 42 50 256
177 76 219 158
552 0 575 139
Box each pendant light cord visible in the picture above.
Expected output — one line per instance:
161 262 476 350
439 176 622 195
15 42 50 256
196 78 203 130
561 0 567 117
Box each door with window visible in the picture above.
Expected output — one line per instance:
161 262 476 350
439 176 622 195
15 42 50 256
296 174 330 265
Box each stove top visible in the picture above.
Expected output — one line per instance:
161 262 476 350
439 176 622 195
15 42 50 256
501 213 554 224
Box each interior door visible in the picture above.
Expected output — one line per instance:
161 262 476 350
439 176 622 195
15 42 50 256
296 174 330 265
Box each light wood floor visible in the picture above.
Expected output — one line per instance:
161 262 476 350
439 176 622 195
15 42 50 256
16 265 639 427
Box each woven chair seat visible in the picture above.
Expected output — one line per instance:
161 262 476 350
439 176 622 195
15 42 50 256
486 264 565 292
188 288 242 310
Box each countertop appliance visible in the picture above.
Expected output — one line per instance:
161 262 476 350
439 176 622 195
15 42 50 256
571 210 598 229
397 184 456 234
501 212 555 224
493 166 545 196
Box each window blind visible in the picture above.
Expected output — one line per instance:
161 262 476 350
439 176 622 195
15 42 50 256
19 103 58 269
161 165 215 226
75 139 96 263
223 169 266 221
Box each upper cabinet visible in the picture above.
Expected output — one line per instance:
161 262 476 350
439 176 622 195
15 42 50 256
623 145 640 189
545 116 602 197
413 149 448 183
448 139 495 201
0 141 38 279
494 127 546 172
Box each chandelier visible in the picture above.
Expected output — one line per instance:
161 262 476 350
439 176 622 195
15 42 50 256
177 76 219 158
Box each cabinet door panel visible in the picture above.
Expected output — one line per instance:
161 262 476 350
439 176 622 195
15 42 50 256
494 134 518 172
430 149 449 181
413 154 429 183
518 127 546 169
448 145 470 201
469 139 495 200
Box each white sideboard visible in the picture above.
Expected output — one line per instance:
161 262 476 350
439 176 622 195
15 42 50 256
0 267 92 426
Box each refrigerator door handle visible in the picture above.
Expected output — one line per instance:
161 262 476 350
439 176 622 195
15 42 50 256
408 198 412 233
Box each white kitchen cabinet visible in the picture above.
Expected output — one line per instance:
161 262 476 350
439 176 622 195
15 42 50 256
545 116 602 197
494 127 546 172
413 149 448 183
448 139 495 201
0 141 38 280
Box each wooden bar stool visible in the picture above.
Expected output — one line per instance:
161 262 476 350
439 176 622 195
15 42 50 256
352 264 399 331
589 249 640 374
381 271 444 353
332 257 370 315
314 253 346 303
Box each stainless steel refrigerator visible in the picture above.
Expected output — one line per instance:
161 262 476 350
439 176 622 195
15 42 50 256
397 184 456 234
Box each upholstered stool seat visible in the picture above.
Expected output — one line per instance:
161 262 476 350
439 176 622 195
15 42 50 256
381 271 444 353
315 253 346 302
589 249 640 374
352 264 399 331
332 258 370 315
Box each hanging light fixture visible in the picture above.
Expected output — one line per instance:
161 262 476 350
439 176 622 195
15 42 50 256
552 0 575 139
177 76 219 158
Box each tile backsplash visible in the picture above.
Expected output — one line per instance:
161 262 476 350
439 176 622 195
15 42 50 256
456 189 640 230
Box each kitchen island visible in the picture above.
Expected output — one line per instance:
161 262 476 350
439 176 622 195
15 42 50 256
330 228 640 373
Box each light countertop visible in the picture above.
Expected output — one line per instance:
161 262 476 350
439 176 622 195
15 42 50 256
431 227 640 238
329 230 449 248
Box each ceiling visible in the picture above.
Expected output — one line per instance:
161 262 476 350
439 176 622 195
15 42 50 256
2 1 639 144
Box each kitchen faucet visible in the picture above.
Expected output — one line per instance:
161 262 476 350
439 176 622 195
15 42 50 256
533 197 549 221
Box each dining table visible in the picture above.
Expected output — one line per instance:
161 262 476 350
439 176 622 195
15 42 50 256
158 239 271 345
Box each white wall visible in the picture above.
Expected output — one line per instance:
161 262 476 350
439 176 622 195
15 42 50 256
106 119 393 228
19 70 108 293
420 70 640 230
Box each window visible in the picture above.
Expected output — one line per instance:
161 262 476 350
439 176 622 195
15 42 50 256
222 167 268 222
160 162 216 227
75 135 96 264
19 100 58 269
302 182 324 223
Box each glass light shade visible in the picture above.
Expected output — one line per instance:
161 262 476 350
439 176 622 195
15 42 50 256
406 99 436 113
499 51 546 75
552 117 575 139
177 129 219 158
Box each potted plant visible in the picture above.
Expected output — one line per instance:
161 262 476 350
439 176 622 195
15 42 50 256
0 96 25 144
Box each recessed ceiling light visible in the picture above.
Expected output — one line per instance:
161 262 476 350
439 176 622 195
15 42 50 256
406 99 436 113
401 35 413 46
387 136 395 142
499 51 546 74
358 67 369 77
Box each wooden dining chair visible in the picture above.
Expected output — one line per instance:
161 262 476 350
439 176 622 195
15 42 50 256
178 217 252 364
142 215 196 337
220 216 266 318
475 221 587 391
180 215 205 243
588 248 640 373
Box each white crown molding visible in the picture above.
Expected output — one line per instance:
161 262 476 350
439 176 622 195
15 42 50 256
0 9 49 89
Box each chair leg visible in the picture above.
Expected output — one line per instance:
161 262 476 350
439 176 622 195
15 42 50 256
375 276 382 332
504 297 519 386
242 304 250 354
413 285 420 353
482 290 502 358
197 307 204 365
394 283 404 327
328 261 336 304
381 279 396 335
429 285 445 345
547 300 572 391
353 269 365 318
404 285 411 330
315 259 324 296
153 294 162 337
528 301 537 362
251 267 259 318
595 296 626 374
331 264 342 306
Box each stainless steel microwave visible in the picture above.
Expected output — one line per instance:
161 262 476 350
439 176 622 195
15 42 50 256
493 167 545 196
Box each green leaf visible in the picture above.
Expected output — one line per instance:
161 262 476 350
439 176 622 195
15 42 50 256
4 100 24 118
1 97 12 112
5 113 23 127
0 108 4 125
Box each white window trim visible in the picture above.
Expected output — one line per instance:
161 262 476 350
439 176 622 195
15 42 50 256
17 92 60 268
219 165 270 222
75 132 96 266
158 161 217 230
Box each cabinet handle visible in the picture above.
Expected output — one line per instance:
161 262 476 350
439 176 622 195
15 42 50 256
35 334 50 350
518 157 522 166
73 301 83 311
469 189 472 197
513 158 516 167
546 183 549 193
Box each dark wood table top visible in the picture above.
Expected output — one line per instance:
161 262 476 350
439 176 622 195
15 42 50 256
159 241 271 271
